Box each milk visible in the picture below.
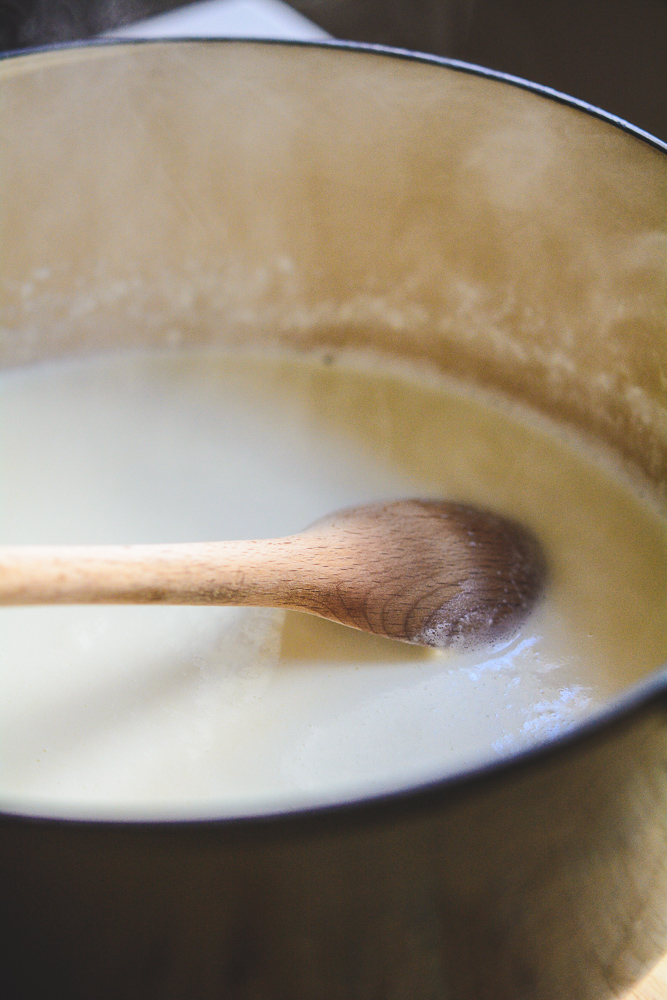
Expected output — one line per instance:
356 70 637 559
1 348 666 819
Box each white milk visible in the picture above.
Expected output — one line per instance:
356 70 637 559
1 348 666 819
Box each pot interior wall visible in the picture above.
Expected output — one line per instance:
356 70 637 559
1 41 665 493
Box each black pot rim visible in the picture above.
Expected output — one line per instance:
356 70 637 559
1 35 666 832
3 34 666 155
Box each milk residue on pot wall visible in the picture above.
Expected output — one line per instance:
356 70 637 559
3 44 666 495
1 347 666 820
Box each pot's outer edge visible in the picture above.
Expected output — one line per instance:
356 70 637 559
3 672 667 999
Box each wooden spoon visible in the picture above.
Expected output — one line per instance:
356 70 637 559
0 500 545 649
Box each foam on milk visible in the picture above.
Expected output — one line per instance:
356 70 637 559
1 348 666 819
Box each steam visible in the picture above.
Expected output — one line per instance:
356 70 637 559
0 0 180 50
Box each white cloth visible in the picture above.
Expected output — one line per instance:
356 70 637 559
104 0 331 41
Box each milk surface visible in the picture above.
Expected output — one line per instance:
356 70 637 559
1 348 666 819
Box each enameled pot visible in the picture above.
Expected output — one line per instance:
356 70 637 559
1 39 666 1000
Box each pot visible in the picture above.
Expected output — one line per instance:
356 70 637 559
0 38 666 1000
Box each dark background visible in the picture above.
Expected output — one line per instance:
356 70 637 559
1 0 666 141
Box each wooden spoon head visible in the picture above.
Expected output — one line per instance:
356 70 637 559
304 500 546 649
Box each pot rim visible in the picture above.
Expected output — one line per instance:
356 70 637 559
1 36 665 831
3 35 666 155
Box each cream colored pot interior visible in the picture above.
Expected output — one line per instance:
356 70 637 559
1 41 666 496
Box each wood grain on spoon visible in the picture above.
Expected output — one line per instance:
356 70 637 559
0 500 545 649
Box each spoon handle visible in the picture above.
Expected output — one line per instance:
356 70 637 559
0 539 306 607
0 501 546 648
